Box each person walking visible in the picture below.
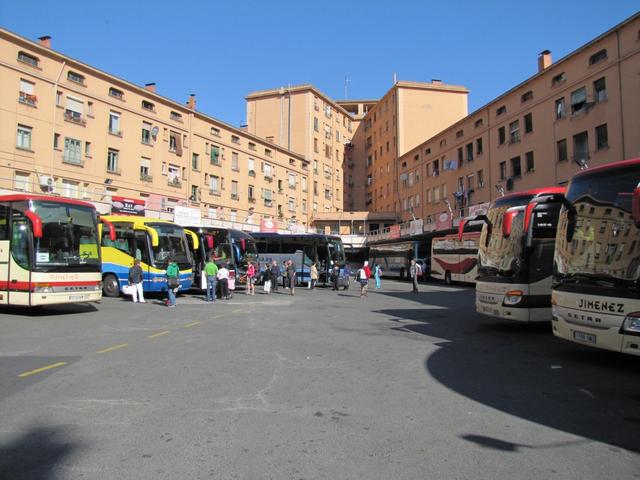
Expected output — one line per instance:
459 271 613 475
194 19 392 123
286 259 296 295
309 262 318 290
263 263 272 294
166 257 180 307
343 263 351 291
374 263 382 289
282 260 289 289
410 259 421 293
331 262 340 291
246 261 256 295
217 264 230 300
128 259 144 303
358 261 371 297
271 260 280 292
204 255 218 302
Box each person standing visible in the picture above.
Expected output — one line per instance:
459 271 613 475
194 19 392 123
271 260 280 292
204 255 218 302
128 259 144 303
331 262 340 291
309 262 318 290
374 263 382 289
246 261 256 295
410 259 421 293
166 257 180 307
286 259 296 295
217 264 230 300
358 261 371 297
263 263 272 294
343 264 351 291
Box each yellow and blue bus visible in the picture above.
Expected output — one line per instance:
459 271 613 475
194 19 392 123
99 215 197 297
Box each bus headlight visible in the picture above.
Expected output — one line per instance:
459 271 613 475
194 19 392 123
33 283 54 294
503 290 523 306
621 312 640 335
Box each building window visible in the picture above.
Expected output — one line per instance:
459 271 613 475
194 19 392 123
170 111 183 122
211 127 220 137
570 87 587 114
509 121 520 144
524 113 533 134
14 172 31 192
167 165 180 186
496 105 506 116
56 90 63 106
109 87 124 99
288 197 295 212
573 131 589 163
108 111 121 135
589 49 607 65
140 157 151 180
456 129 463 138
18 79 37 106
231 180 238 199
231 152 239 170
169 131 182 155
17 51 39 67
210 175 220 193
85 141 91 157
521 90 533 103
477 170 484 188
457 147 463 165
142 100 155 111
248 142 256 151
265 148 272 157
511 156 522 178
53 133 60 149
263 162 273 179
191 185 199 202
593 77 607 102
231 135 240 144
64 96 84 124
555 98 565 119
557 139 568 162
107 149 119 173
498 126 506 145
210 145 220 165
474 118 483 128
248 184 255 200
302 176 307 192
16 125 32 150
248 157 255 175
465 143 473 162
67 71 85 85
526 151 534 172
141 122 152 144
552 72 566 86
192 153 199 170
476 137 483 155
596 124 608 150
499 161 506 180
288 172 296 188
64 137 82 165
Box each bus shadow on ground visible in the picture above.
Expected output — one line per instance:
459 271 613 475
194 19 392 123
0 424 82 480
374 289 640 454
0 303 98 317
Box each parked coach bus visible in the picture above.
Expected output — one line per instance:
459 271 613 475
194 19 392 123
475 186 566 321
184 226 257 290
251 233 346 285
430 223 482 285
552 158 640 355
0 194 105 306
368 236 431 280
100 215 196 297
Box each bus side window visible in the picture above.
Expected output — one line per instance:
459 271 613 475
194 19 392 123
135 231 151 264
10 209 31 270
0 204 9 240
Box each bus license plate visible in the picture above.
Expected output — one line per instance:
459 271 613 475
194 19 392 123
68 294 86 301
573 330 596 344
480 305 499 316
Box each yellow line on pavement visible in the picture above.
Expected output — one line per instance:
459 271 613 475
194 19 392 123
148 330 170 339
232 309 242 313
18 362 67 378
184 321 202 328
97 343 128 354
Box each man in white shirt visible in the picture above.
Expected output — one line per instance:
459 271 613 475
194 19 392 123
217 265 230 300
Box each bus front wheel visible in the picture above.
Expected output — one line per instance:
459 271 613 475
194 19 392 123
444 271 452 285
399 267 405 280
103 274 121 297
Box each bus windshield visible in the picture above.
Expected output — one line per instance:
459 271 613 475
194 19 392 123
478 195 532 280
31 200 100 272
327 237 346 265
149 223 191 269
230 233 257 268
555 164 640 283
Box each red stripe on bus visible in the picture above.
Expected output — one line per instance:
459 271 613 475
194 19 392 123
0 280 100 291
433 257 478 274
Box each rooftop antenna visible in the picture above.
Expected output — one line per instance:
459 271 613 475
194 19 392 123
393 72 397 84
344 76 350 99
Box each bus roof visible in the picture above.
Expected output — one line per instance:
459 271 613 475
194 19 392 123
100 215 182 226
570 157 640 178
0 194 96 208
251 232 341 240
496 186 566 203
184 226 254 238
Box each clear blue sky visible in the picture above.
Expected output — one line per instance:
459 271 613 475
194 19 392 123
2 1 638 127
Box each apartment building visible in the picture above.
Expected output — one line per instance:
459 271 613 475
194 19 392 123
0 29 311 229
396 12 640 228
245 85 355 216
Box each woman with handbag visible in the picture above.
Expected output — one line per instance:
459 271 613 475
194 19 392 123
166 257 180 307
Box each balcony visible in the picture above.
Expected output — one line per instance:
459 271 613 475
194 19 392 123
62 155 84 167
64 110 86 126
140 173 153 182
264 174 273 182
106 167 121 175
209 189 221 197
248 196 256 203
231 193 239 200
18 92 37 107
168 177 182 188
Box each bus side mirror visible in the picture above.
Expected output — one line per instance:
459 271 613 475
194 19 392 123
25 211 43 238
99 218 116 242
524 202 537 233
633 188 640 228
457 219 466 242
502 210 519 238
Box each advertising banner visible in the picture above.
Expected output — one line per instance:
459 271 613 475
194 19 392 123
468 202 490 217
409 219 423 236
111 196 145 216
389 224 401 239
174 206 202 226
260 218 278 233
435 212 452 231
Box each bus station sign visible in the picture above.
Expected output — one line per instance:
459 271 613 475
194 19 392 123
111 196 145 216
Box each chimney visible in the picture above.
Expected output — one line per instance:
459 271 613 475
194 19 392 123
538 50 552 72
431 79 443 85
144 83 156 93
187 94 196 110
38 36 51 48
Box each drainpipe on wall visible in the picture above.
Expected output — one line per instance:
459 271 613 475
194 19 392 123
50 60 66 181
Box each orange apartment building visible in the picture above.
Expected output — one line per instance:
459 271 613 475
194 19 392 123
0 28 315 231
395 12 640 230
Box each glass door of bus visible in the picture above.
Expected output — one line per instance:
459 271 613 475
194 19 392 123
8 210 32 305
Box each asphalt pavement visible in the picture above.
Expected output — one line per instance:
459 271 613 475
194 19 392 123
1 279 639 480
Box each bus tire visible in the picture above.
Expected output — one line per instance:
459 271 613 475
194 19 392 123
399 267 405 280
444 271 452 285
103 274 121 297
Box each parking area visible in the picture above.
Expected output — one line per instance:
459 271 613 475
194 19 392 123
1 280 639 479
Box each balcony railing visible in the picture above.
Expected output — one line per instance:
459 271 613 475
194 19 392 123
18 92 37 107
64 110 86 125
140 173 153 182
168 178 182 188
